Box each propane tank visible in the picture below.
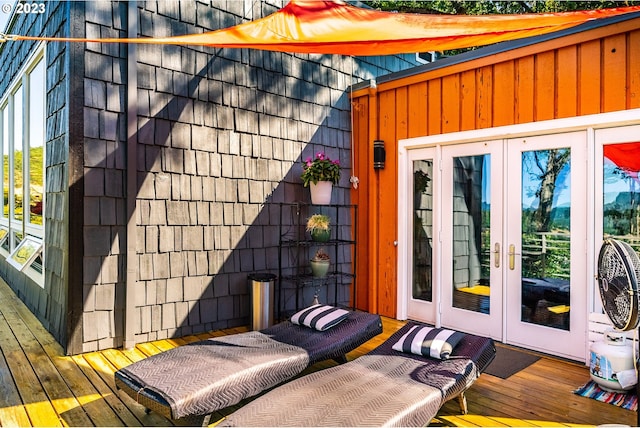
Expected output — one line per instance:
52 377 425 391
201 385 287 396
589 329 636 392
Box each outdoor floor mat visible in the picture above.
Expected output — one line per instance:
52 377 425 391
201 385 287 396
574 380 638 411
484 345 540 379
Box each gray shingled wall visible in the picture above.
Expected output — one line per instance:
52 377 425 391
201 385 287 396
92 0 414 351
0 0 417 354
0 1 69 347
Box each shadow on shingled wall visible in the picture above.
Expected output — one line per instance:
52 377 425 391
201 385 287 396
0 1 413 355
139 50 354 342
78 43 363 351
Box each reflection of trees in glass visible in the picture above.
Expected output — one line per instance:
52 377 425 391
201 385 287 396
523 149 570 233
29 146 43 225
522 149 571 280
3 147 43 224
414 168 431 194
13 151 22 222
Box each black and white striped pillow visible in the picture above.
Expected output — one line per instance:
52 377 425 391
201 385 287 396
290 304 349 331
392 325 465 359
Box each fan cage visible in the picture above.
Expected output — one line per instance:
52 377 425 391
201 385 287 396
597 239 640 332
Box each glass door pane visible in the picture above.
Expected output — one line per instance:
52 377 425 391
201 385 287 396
13 86 23 226
2 104 8 220
441 141 502 340
28 58 45 227
452 154 491 314
412 160 433 302
406 147 438 324
520 149 571 330
603 142 640 251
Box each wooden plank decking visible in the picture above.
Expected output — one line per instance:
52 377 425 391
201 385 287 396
0 278 635 427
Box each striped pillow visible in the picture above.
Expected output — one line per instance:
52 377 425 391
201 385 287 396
290 304 349 331
392 325 465 359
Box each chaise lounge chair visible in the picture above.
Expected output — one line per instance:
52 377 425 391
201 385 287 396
114 308 382 423
221 321 495 427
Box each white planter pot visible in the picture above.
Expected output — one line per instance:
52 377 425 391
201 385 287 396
310 181 333 205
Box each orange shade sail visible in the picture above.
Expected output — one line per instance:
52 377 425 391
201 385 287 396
7 1 640 55
604 143 640 175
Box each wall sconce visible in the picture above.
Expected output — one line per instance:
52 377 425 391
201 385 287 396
373 140 385 169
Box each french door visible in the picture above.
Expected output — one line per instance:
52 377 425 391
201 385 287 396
503 132 586 359
439 141 504 338
405 132 587 359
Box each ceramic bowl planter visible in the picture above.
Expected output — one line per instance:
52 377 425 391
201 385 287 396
310 249 330 278
307 214 331 242
311 228 331 242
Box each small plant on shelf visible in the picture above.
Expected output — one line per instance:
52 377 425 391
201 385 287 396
306 214 331 242
312 248 330 261
310 248 330 278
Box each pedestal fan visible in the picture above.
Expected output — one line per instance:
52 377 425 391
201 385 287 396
596 238 640 423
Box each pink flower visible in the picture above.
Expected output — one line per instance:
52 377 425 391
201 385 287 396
300 152 341 187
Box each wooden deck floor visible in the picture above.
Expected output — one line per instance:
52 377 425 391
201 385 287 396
0 278 635 427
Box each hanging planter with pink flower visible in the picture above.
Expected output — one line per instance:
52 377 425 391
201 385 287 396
301 153 341 205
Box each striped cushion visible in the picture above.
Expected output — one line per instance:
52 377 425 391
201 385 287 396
290 304 350 331
392 325 465 359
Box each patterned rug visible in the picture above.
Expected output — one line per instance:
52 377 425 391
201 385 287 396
573 380 637 411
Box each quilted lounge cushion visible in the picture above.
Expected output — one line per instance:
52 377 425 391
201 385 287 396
291 304 349 331
392 325 465 359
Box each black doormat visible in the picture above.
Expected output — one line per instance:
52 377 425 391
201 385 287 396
485 346 540 379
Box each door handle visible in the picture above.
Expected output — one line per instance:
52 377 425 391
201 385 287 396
493 243 500 268
508 244 519 270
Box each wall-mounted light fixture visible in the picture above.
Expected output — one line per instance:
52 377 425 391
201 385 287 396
373 140 385 169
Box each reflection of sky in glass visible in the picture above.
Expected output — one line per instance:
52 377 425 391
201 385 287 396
521 151 570 209
29 59 45 148
13 86 22 152
482 155 490 205
2 106 7 155
604 156 637 204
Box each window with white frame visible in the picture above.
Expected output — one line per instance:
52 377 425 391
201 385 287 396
603 141 640 252
0 45 45 283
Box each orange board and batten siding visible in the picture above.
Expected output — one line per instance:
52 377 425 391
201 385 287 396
351 19 640 318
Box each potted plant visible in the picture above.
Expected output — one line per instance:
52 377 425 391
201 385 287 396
306 214 331 242
310 248 330 278
301 152 341 205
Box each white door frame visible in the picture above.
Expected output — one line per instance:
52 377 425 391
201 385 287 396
503 131 587 360
397 108 640 360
